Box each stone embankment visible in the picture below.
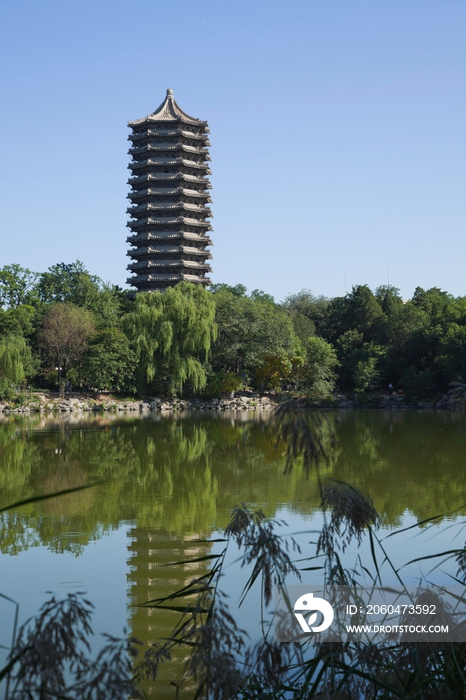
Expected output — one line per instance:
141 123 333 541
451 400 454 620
0 393 278 414
0 392 452 415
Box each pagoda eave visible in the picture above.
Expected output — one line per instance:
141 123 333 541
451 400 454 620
127 232 213 246
127 273 211 286
127 218 212 230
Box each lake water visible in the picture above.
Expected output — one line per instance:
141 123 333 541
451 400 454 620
1 409 466 697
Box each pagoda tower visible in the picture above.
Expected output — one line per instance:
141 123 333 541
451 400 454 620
126 89 213 292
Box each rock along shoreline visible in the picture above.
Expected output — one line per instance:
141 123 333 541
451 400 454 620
0 392 453 415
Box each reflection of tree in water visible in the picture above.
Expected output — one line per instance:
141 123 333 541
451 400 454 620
331 410 466 524
0 419 36 493
1 410 466 556
0 416 140 554
0 413 327 555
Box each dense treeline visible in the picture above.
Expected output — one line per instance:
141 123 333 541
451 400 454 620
0 261 465 400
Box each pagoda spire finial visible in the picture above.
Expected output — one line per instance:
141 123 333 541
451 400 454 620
166 88 174 97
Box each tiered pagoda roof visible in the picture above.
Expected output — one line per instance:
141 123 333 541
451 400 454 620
126 89 213 293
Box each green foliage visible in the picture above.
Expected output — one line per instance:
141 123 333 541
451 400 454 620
334 331 387 394
204 370 245 396
88 283 127 328
123 282 217 395
438 324 466 381
36 261 125 328
299 336 339 398
2 257 466 401
0 264 39 308
254 349 303 391
335 329 363 389
211 284 297 383
374 284 403 314
353 354 379 394
336 328 363 354
37 261 101 305
0 305 37 338
210 282 247 297
347 284 385 334
400 366 433 398
383 301 429 353
81 328 137 391
287 310 315 342
351 343 385 393
412 286 457 324
323 285 384 345
0 335 32 399
0 382 15 402
308 283 466 396
283 289 329 337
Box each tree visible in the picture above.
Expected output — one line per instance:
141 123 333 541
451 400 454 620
37 261 101 306
0 264 39 308
283 289 329 340
39 304 94 397
37 261 127 327
335 329 364 390
383 302 428 353
211 285 297 382
286 311 316 343
438 324 466 382
0 304 37 338
399 366 432 398
300 337 339 399
351 343 386 394
323 285 384 345
81 329 137 391
348 285 385 335
88 282 128 328
336 336 386 394
0 335 32 399
210 283 247 297
412 286 457 325
353 356 379 394
375 285 403 314
123 282 217 395
254 346 305 391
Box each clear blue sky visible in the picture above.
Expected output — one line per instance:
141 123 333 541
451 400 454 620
1 0 465 301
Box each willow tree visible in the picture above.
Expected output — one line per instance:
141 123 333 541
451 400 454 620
123 282 217 395
0 335 32 399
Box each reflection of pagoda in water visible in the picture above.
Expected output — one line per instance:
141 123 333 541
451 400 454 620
126 89 213 293
126 526 212 696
